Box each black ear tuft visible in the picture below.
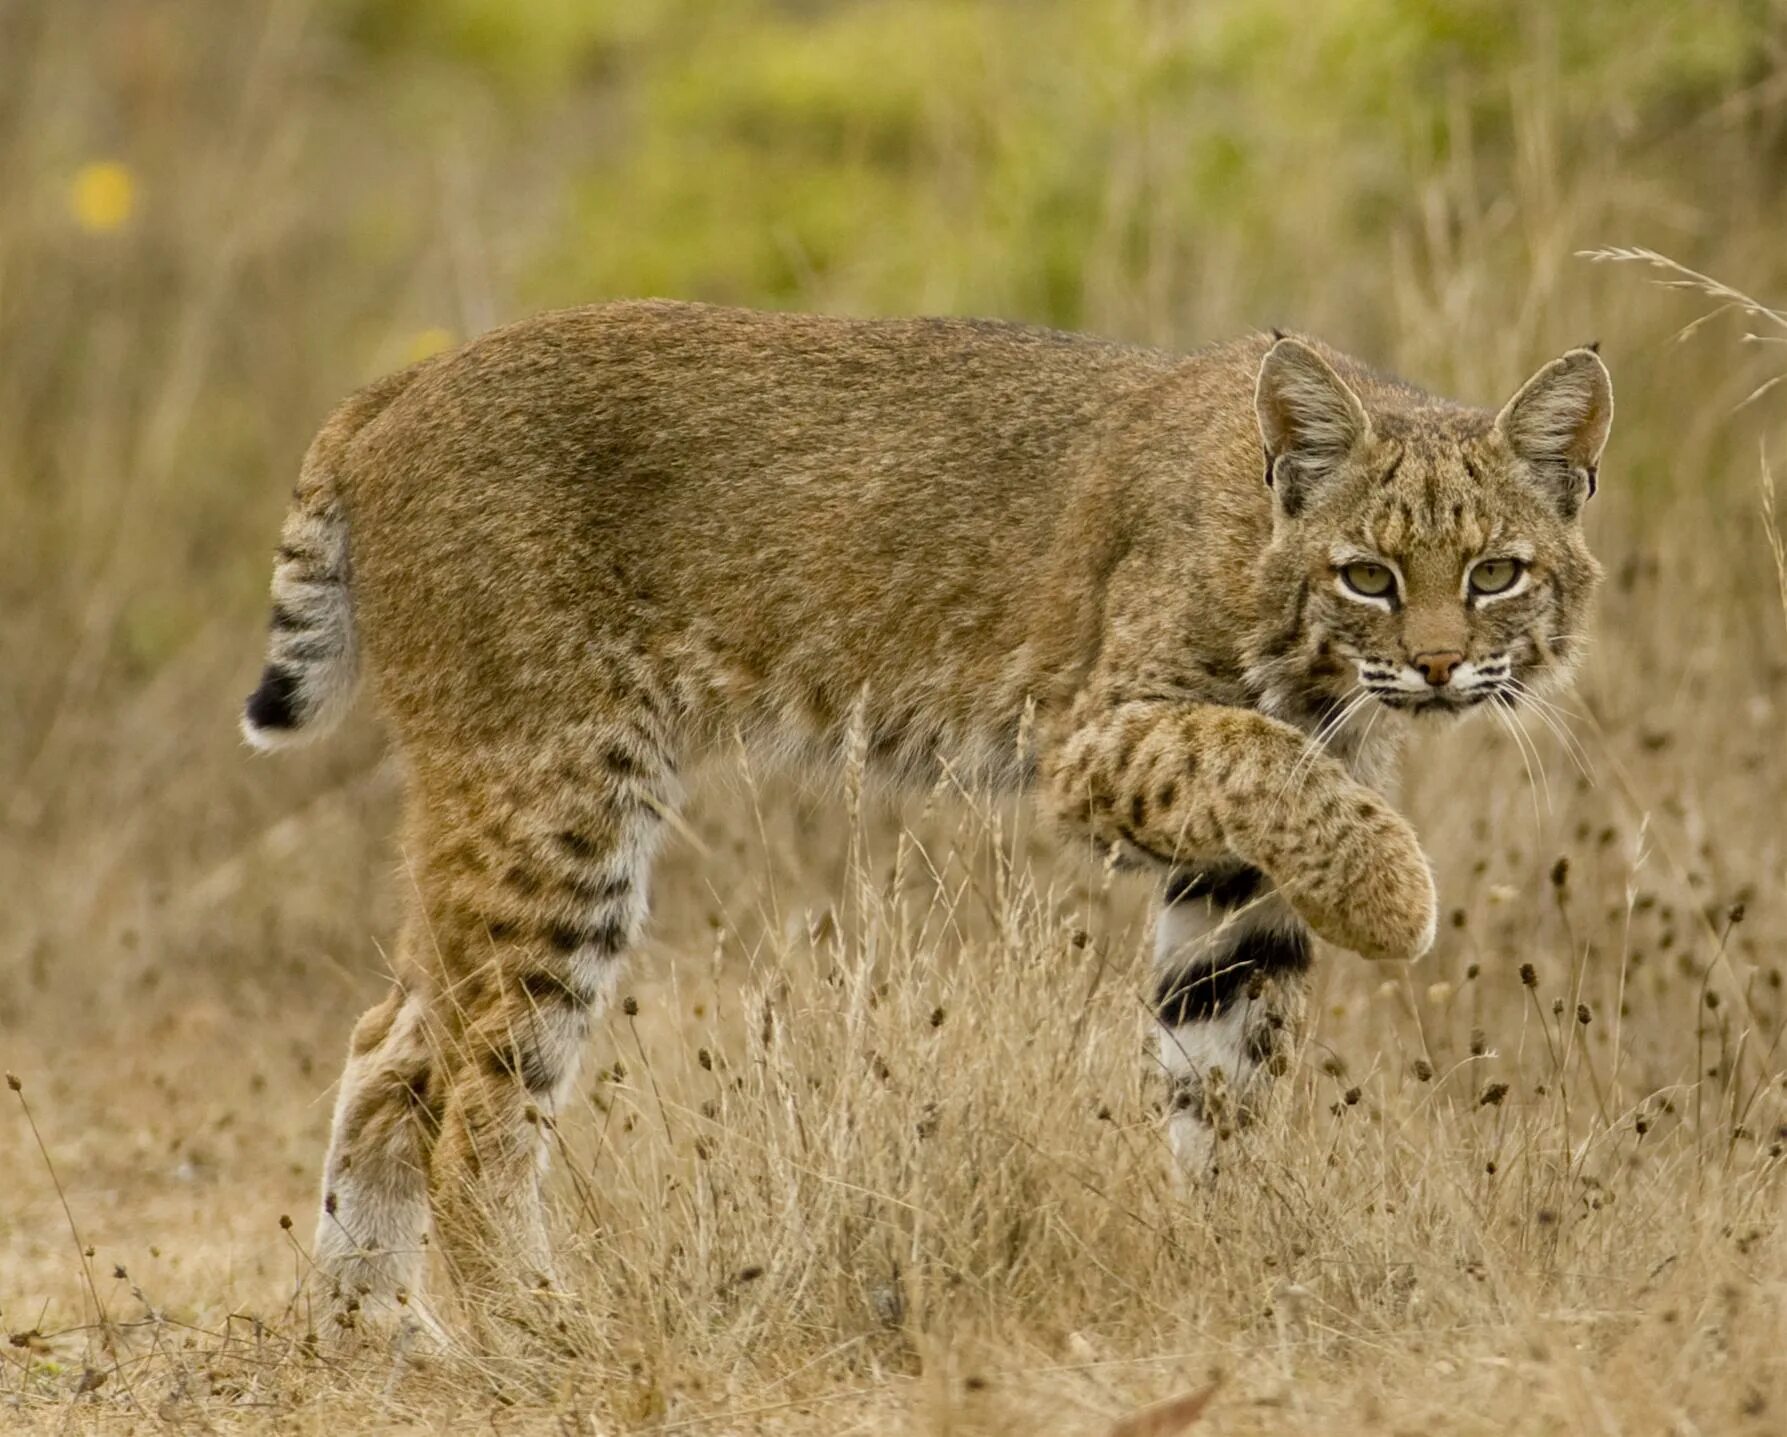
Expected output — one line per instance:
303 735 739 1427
1583 339 1601 355
1269 326 1287 342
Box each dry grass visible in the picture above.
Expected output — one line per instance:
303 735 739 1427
5 3 1787 1432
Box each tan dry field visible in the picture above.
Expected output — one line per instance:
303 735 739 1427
6 3 1787 1433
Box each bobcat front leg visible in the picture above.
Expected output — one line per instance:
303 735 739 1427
1041 699 1436 963
1151 865 1310 1179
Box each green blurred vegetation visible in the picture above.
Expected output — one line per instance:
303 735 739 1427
330 0 1774 328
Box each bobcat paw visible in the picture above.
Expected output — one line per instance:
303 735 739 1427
1292 797 1437 962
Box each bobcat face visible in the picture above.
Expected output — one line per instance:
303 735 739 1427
1307 428 1603 717
1249 338 1612 725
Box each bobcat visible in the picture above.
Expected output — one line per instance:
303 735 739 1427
243 303 1611 1341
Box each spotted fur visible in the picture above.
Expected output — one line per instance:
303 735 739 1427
241 303 1610 1337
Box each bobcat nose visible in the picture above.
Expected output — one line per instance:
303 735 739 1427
1412 651 1465 686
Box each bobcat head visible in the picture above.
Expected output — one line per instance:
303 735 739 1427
1247 335 1612 726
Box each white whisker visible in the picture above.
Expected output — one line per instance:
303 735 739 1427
1503 677 1596 780
1491 693 1548 828
1261 687 1374 837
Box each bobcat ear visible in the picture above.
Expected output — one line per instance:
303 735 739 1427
1494 347 1613 513
1255 337 1371 516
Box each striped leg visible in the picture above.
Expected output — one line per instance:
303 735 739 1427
314 970 444 1341
314 718 675 1348
1153 864 1311 1179
420 744 668 1343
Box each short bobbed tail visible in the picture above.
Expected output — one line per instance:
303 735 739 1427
242 365 425 752
240 485 359 751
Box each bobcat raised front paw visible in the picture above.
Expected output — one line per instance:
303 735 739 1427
1291 795 1437 963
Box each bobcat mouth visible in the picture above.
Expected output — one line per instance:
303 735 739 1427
1367 687 1502 716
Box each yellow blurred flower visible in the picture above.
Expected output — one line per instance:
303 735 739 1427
403 327 456 364
70 161 137 233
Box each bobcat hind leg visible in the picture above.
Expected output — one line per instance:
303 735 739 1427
313 971 446 1342
414 731 672 1348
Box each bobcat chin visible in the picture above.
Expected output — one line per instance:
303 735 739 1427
243 302 1610 1334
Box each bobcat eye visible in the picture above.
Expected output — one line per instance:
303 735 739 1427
1469 558 1524 595
1341 561 1395 598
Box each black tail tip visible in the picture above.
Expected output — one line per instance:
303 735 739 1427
245 665 301 731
